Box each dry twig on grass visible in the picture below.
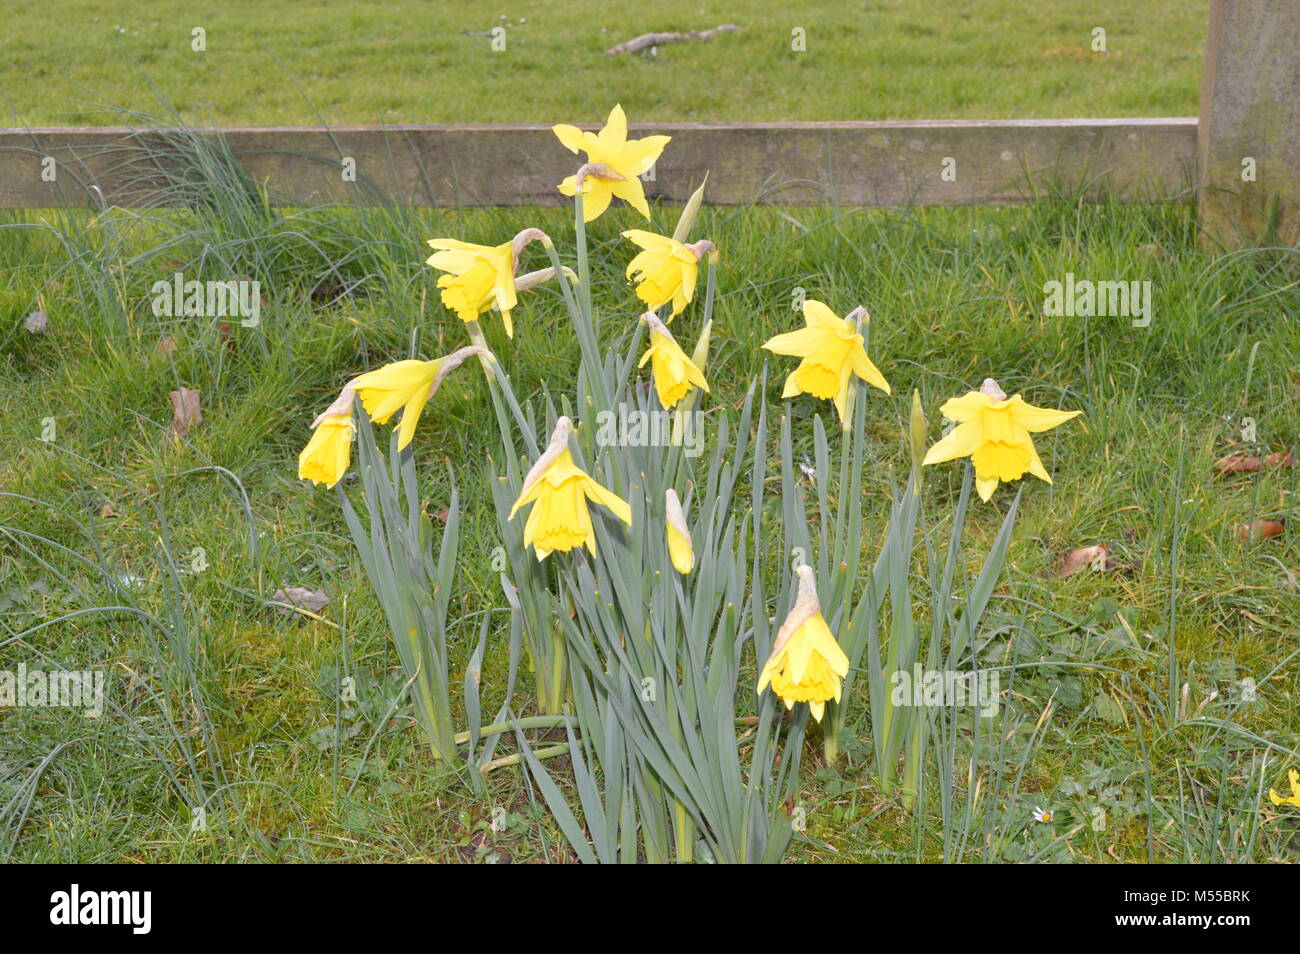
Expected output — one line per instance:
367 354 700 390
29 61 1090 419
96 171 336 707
605 24 740 55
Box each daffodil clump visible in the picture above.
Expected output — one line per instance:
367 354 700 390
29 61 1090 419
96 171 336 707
295 103 1085 860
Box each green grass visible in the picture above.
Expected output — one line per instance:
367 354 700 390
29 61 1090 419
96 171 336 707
3 0 1209 127
1 125 1298 860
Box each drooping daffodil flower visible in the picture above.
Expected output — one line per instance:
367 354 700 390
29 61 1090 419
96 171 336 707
426 228 549 338
509 417 632 559
756 565 850 722
762 300 890 422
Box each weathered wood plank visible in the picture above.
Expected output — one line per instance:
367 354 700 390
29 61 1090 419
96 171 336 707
0 119 1196 210
1197 0 1300 249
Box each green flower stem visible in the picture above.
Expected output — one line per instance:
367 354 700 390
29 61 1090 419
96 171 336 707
465 320 495 382
574 195 594 326
823 716 840 764
570 195 613 416
540 240 582 323
542 619 568 716
825 383 861 762
841 386 856 433
841 313 868 433
466 319 538 459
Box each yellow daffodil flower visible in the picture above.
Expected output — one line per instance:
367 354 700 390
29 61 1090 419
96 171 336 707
553 104 671 222
349 345 487 451
756 565 850 722
664 488 694 574
921 378 1082 502
426 229 548 338
762 301 891 422
298 412 354 488
622 230 712 317
1269 769 1300 808
638 312 709 409
509 417 632 559
298 379 364 487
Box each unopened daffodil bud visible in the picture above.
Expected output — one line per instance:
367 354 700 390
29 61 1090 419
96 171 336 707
664 488 694 574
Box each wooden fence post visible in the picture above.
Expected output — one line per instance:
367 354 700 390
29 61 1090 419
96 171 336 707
1197 0 1300 249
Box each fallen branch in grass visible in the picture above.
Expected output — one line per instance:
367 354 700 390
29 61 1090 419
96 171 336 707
481 745 569 775
605 24 740 55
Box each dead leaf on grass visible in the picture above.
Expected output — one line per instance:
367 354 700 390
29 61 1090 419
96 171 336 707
1212 452 1295 474
272 587 331 616
169 388 202 436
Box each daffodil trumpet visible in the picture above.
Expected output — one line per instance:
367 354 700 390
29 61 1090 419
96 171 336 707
425 228 550 338
921 377 1082 501
298 381 357 489
756 565 850 723
509 417 633 559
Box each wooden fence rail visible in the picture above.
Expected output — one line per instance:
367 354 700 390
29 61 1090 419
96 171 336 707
0 119 1198 211
0 1 1294 247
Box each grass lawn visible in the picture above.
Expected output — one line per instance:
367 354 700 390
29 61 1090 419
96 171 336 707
3 0 1208 126
1 171 1297 860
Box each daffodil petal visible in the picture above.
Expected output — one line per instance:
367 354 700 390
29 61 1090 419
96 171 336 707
1010 397 1083 433
922 420 983 465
